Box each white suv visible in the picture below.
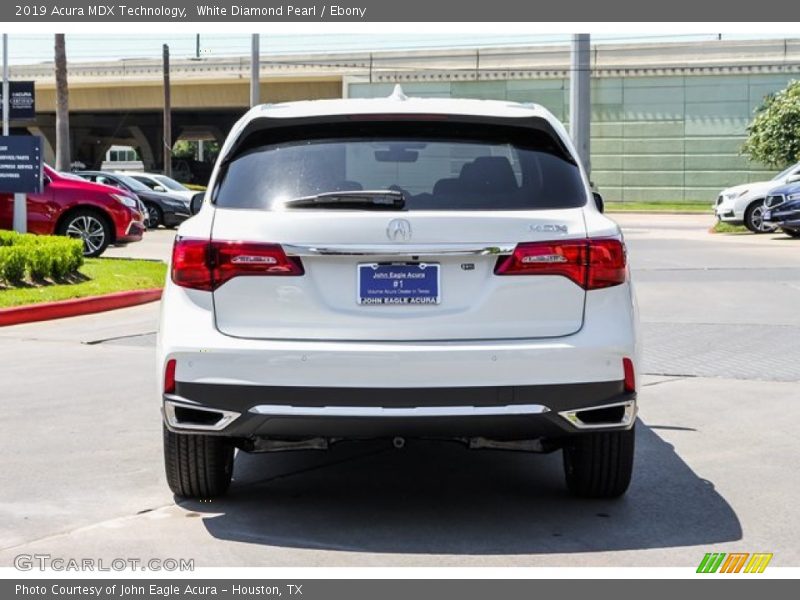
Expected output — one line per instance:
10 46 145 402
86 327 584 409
714 162 800 233
158 91 640 500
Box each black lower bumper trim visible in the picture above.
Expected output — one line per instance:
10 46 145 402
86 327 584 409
166 381 634 439
174 380 626 411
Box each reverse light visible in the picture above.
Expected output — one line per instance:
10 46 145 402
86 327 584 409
171 238 304 291
164 359 176 394
494 238 627 290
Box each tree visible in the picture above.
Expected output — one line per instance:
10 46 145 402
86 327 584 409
172 140 195 160
54 34 70 171
742 80 800 168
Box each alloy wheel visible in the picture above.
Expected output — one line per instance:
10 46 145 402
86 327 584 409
65 215 106 255
749 205 775 233
147 205 161 228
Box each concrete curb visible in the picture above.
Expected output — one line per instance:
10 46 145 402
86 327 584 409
0 288 163 327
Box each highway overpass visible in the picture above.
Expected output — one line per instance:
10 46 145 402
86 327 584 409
7 37 800 200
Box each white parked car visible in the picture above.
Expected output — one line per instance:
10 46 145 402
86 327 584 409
125 172 196 203
157 91 640 500
714 162 800 232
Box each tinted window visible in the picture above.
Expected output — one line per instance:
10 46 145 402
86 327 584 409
131 175 159 190
154 175 188 191
112 174 151 193
215 122 586 211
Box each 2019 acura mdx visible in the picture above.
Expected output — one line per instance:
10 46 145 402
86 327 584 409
158 91 640 500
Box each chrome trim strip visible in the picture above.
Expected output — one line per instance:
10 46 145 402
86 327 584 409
163 399 241 432
249 403 550 418
282 243 516 257
557 399 637 430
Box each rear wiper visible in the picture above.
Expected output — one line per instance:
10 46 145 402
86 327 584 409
283 190 405 210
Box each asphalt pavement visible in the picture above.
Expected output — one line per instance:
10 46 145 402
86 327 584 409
1 214 798 567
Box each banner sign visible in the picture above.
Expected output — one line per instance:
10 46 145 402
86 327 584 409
0 135 43 194
0 81 36 121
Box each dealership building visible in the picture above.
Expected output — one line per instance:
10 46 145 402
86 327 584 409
9 37 800 203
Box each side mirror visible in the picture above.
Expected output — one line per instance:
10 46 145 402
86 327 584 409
190 192 204 215
786 174 800 184
154 185 167 192
592 191 605 213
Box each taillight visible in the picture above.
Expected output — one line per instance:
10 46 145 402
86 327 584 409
622 357 636 393
494 238 626 290
587 239 627 290
171 238 304 291
213 241 304 287
494 240 588 286
171 238 214 291
164 358 176 394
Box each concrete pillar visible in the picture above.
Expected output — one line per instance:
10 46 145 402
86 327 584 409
129 125 156 171
569 34 591 178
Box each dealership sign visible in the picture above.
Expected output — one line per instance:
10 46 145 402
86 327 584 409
0 81 36 121
0 135 43 194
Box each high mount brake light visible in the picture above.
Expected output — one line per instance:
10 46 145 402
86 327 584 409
171 238 304 291
494 238 627 290
346 113 450 121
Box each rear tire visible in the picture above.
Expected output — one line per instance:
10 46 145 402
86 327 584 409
562 427 635 499
163 425 234 499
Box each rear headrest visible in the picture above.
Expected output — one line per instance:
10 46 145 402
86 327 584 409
466 156 518 191
433 178 462 196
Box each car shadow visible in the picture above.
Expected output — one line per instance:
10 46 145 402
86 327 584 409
178 420 741 555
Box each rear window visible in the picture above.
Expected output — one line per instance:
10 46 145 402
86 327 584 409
214 121 586 211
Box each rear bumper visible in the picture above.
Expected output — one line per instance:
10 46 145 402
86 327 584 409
162 381 636 440
157 280 640 441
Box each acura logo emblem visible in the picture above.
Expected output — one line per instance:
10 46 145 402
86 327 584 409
386 218 412 242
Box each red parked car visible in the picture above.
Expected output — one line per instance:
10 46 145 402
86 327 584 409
0 164 146 256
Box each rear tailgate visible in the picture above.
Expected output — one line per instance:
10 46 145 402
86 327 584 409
211 208 587 341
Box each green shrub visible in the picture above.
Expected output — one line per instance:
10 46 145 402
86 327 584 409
27 245 52 281
0 233 85 285
67 239 84 272
0 246 27 283
0 230 19 247
49 239 84 280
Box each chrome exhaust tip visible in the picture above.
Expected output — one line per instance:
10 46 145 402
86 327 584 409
558 399 637 430
163 399 240 432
